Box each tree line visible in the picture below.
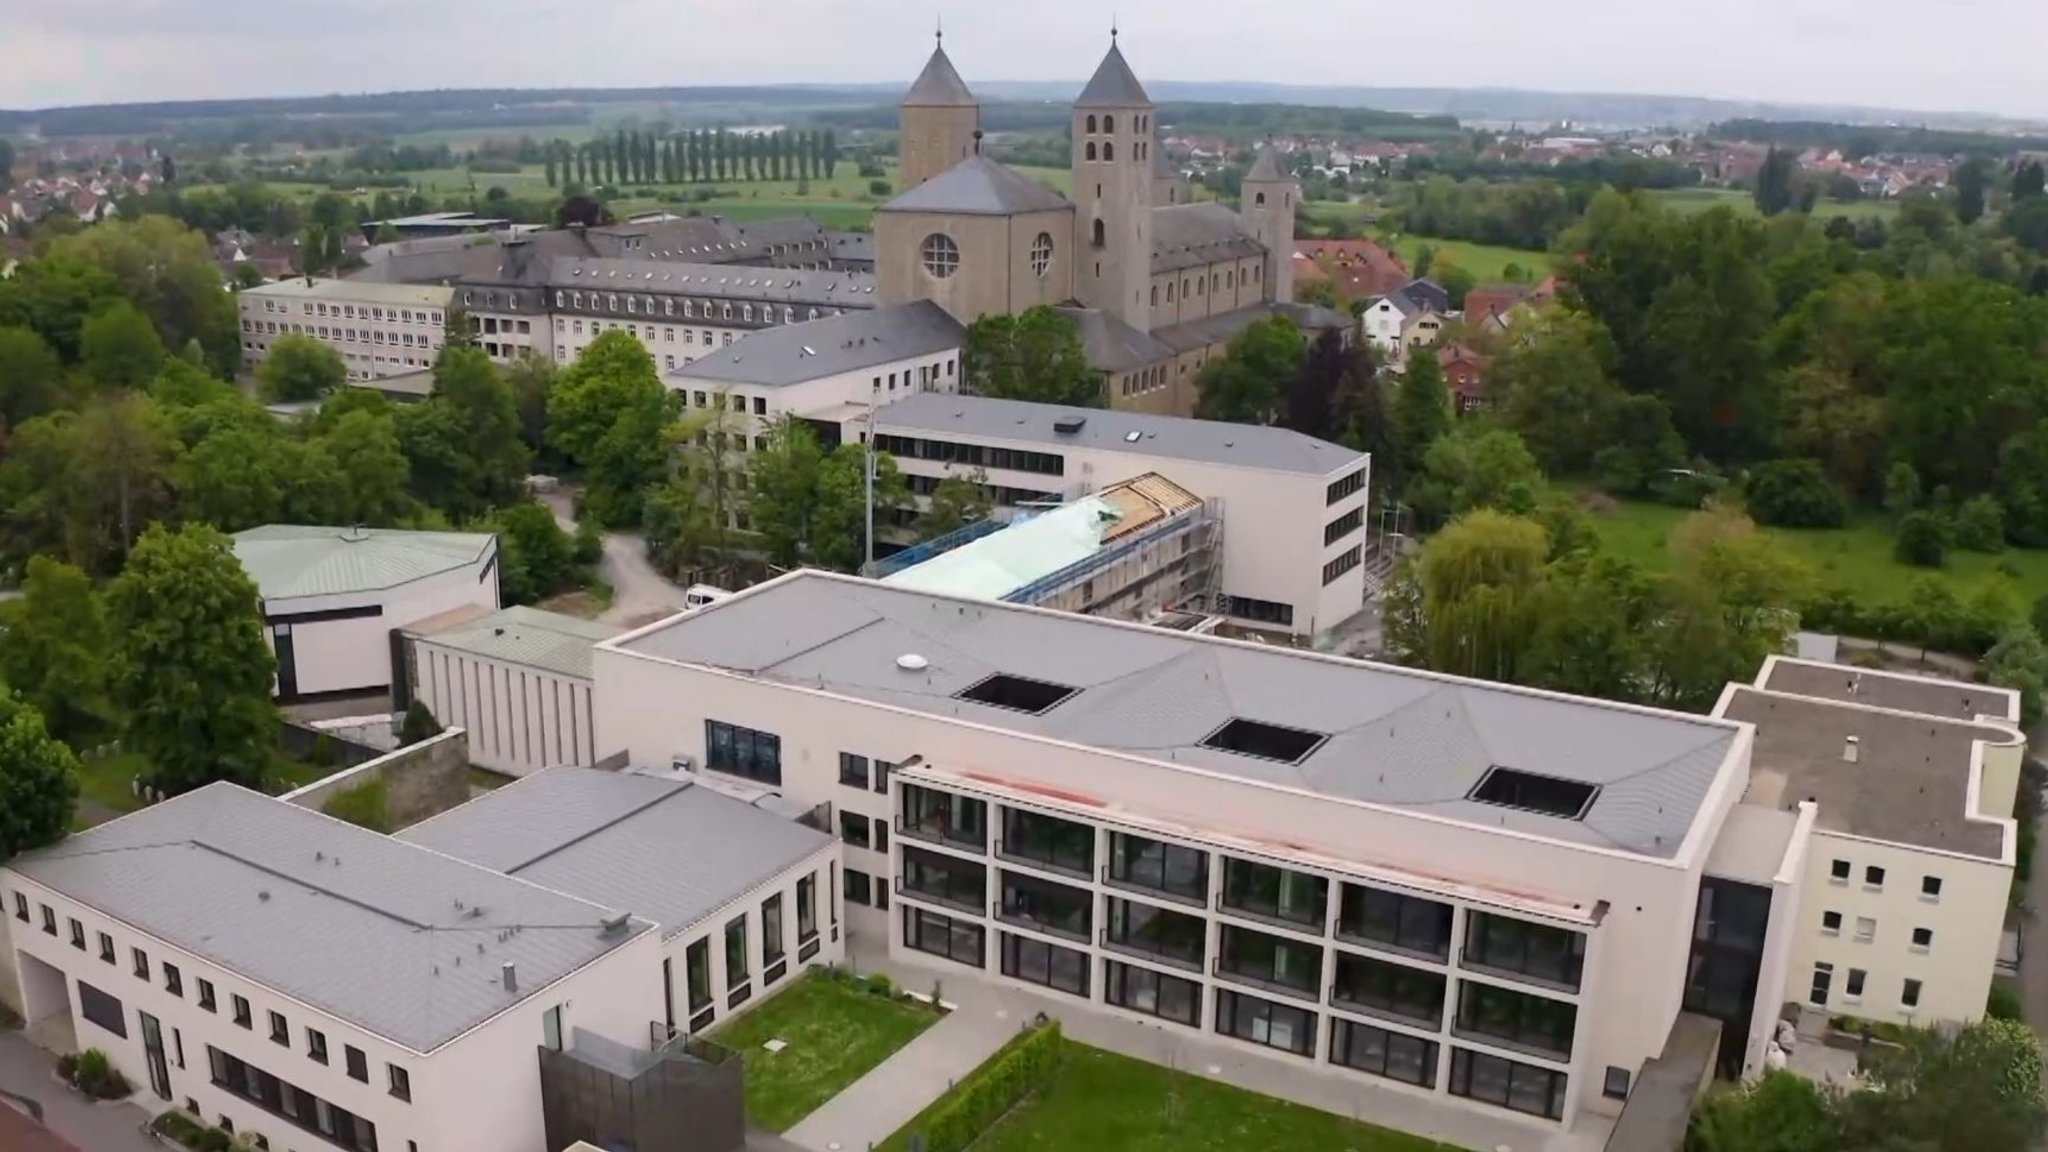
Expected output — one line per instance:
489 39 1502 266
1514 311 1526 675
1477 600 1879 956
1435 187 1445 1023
543 127 842 189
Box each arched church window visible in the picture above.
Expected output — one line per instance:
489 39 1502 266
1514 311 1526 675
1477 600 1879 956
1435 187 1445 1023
1151 286 1159 306
1091 219 1106 249
1256 192 1267 206
920 233 960 279
1104 142 1115 162
1104 115 1115 133
1087 142 1097 162
1086 115 1098 134
1139 142 1147 161
1166 282 1174 303
1031 233 1055 278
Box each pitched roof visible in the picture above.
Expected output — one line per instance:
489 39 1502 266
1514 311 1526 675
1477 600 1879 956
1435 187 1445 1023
903 42 977 107
1245 145 1287 184
874 391 1365 477
1054 306 1174 373
614 573 1745 858
1076 42 1153 107
407 605 623 680
5 784 651 1053
1151 202 1265 274
879 156 1072 217
670 301 966 388
232 525 496 601
547 258 879 308
401 769 834 936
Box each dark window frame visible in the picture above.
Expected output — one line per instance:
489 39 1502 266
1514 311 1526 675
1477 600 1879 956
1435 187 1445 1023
1463 911 1586 991
1108 832 1209 904
1454 980 1578 1059
998 870 1093 941
900 846 986 913
1338 884 1453 960
232 995 253 1029
903 906 986 968
1000 807 1095 877
1332 950 1448 1027
838 752 870 788
1105 959 1202 1026
901 784 988 851
1331 1016 1439 1087
1215 988 1317 1057
1104 897 1207 969
1449 1047 1568 1121
1221 858 1329 929
704 719 782 786
345 1045 368 1082
1001 932 1090 998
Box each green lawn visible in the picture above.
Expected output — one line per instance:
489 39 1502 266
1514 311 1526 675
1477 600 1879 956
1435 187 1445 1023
1582 494 2048 604
1386 235 1549 284
1647 186 1901 221
710 971 941 1133
70 748 352 828
894 1039 1462 1152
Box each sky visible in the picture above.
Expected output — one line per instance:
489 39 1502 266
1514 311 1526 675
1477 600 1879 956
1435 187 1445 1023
5 0 2047 119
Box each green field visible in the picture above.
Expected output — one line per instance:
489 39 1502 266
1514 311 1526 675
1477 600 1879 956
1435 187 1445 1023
1582 494 2048 605
1648 186 1901 221
885 1039 1460 1152
711 971 941 1133
1387 235 1550 284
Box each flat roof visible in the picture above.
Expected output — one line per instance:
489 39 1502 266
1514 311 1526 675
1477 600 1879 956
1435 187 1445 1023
609 573 1743 858
670 301 963 388
407 605 622 680
233 525 495 600
240 278 454 307
1759 656 2020 724
875 393 1367 478
401 769 834 936
1720 686 2014 859
5 784 650 1053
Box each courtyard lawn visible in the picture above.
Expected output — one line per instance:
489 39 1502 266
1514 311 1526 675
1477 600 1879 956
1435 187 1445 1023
710 971 942 1133
1386 235 1549 285
1648 186 1901 222
886 1038 1462 1152
69 749 354 827
1581 493 2048 604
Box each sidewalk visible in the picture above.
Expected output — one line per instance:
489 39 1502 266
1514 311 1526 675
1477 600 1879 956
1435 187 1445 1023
0 1031 159 1152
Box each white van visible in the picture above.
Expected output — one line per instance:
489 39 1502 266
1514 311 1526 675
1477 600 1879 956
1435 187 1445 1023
683 584 733 611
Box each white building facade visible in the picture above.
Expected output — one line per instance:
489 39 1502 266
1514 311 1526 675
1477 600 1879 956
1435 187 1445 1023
238 279 454 382
402 606 620 777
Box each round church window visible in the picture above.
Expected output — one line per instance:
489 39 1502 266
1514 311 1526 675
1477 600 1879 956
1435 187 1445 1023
1031 233 1054 278
921 233 960 279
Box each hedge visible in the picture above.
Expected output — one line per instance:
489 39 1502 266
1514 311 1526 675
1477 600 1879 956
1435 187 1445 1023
892 1020 1061 1152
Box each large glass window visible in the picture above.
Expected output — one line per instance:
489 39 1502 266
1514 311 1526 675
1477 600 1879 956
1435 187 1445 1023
724 914 750 1001
1222 859 1328 929
1332 1018 1439 1087
1106 961 1201 1026
1002 933 1089 997
797 874 818 943
1463 913 1586 991
1216 989 1316 1057
78 980 127 1038
1455 981 1577 1058
901 785 987 851
686 938 713 1015
1108 832 1208 903
1001 808 1094 876
762 895 786 968
705 719 782 785
1450 1048 1568 1121
904 906 985 968
1333 951 1447 1026
1218 925 1323 997
901 846 987 912
207 1046 379 1152
1338 884 1453 959
1104 898 1206 969
998 871 1092 941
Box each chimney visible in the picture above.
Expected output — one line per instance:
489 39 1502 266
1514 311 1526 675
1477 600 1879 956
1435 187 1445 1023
501 962 517 992
1843 736 1860 764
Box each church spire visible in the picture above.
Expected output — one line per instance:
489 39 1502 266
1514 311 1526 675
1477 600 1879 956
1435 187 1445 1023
1076 33 1152 107
903 30 976 108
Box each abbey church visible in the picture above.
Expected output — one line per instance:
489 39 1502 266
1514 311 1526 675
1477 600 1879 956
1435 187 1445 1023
874 34 1352 415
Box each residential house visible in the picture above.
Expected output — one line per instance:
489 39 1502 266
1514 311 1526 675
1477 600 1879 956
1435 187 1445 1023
1296 239 1409 302
1438 344 1493 413
1361 289 1444 365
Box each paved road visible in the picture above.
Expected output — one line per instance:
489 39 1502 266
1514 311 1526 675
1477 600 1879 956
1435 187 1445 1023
0 1031 159 1152
538 491 690 628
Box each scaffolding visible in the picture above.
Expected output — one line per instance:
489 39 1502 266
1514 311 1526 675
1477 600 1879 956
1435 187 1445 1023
1003 497 1222 624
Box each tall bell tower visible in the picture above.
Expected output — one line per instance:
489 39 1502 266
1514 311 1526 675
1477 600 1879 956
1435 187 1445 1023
1241 144 1299 304
899 28 980 189
1071 30 1155 334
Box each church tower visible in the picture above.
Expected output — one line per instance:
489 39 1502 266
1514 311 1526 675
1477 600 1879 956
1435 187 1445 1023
900 30 980 189
1241 144 1299 304
1072 32 1155 334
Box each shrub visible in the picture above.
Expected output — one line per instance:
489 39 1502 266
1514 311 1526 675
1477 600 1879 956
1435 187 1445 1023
399 700 442 745
322 778 392 833
1956 495 2008 552
1743 458 1849 528
70 1046 131 1098
1989 981 2025 1022
1894 511 1951 567
864 973 893 998
867 179 893 197
1650 468 1725 509
573 518 604 566
912 1022 1063 1152
56 1052 77 1081
196 1128 233 1152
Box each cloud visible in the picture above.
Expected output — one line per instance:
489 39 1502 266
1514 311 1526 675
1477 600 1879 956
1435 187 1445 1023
3 0 2046 118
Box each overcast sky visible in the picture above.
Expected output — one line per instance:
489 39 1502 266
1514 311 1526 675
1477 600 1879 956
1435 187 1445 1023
5 0 2046 119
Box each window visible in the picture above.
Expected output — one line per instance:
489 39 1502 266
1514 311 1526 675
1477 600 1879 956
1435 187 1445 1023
1031 232 1054 278
232 995 252 1029
1456 981 1577 1057
904 906 986 968
901 784 988 850
1216 989 1315 1057
762 894 786 982
1604 1065 1632 1100
797 874 819 946
40 905 55 935
1002 933 1090 997
1000 808 1094 875
1463 912 1586 990
1332 1018 1439 1087
839 752 870 788
901 847 986 911
1104 142 1116 161
208 1045 378 1152
78 980 127 1038
1333 952 1447 1026
1821 911 1842 935
1092 218 1106 248
1922 875 1943 900
1864 865 1886 890
844 868 873 906
164 963 182 998
874 761 893 795
999 871 1092 940
1854 917 1876 943
840 811 873 851
1902 978 1922 1009
269 1011 289 1046
1339 884 1453 959
686 938 713 1024
753 397 767 416
704 719 782 785
1106 960 1201 1026
308 1029 328 1065
68 918 84 950
10 893 24 922
1219 925 1324 997
1105 898 1206 968
388 1064 411 1102
1810 962 1833 1006
724 914 751 1000
1086 114 1098 133
1324 507 1364 547
1911 927 1933 950
920 234 960 279
197 979 216 1012
1830 859 1850 883
1109 832 1208 903
133 947 150 980
1845 968 1866 1000
1222 858 1328 928
1323 546 1362 586
1450 1048 1567 1120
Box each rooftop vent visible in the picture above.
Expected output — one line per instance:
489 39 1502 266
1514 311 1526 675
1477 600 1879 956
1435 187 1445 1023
1053 415 1088 435
501 961 517 992
1843 736 1860 763
1124 430 1142 442
955 672 1078 715
896 653 930 672
1469 766 1599 820
1200 718 1327 764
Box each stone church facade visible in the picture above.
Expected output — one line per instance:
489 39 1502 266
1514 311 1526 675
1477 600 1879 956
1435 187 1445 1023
876 34 1351 416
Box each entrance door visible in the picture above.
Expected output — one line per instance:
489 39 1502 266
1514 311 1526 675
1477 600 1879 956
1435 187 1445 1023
272 623 298 699
139 1011 171 1101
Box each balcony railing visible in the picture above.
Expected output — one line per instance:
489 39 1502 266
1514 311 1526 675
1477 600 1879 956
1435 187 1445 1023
1098 929 1204 973
894 876 986 916
1329 985 1446 1030
1101 864 1209 909
996 905 1091 944
1211 959 1322 1004
896 816 988 854
994 838 1094 882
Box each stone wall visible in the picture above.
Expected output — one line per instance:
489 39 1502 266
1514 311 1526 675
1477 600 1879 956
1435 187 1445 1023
280 728 471 831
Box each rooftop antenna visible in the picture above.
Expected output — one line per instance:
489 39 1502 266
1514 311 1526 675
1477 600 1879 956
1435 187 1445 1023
1111 15 1119 43
936 15 943 45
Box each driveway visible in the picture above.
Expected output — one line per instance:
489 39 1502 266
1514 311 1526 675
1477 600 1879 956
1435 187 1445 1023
0 1030 159 1152
538 491 690 628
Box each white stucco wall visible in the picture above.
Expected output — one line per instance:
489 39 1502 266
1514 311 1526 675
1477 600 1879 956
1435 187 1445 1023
413 644 597 776
262 547 500 698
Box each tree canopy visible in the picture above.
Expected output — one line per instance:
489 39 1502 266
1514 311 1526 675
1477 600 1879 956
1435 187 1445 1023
962 307 1103 407
1195 316 1305 424
0 697 80 863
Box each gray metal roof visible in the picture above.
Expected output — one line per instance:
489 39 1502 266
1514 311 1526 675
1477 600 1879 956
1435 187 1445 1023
233 525 495 601
613 574 1743 858
1052 306 1174 373
1076 43 1153 107
670 301 965 388
879 157 1073 217
1245 145 1288 184
547 258 878 307
875 392 1365 477
408 605 623 680
903 42 977 107
6 784 650 1053
1151 202 1266 274
1151 302 1358 357
401 769 834 936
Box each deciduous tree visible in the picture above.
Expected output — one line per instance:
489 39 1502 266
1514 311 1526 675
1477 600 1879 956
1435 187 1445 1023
1196 316 1305 424
546 333 668 525
79 300 166 391
963 307 1103 408
1488 309 1622 474
1391 351 1453 492
0 697 80 862
747 416 828 567
0 556 111 744
0 326 70 430
917 470 993 540
256 333 347 403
